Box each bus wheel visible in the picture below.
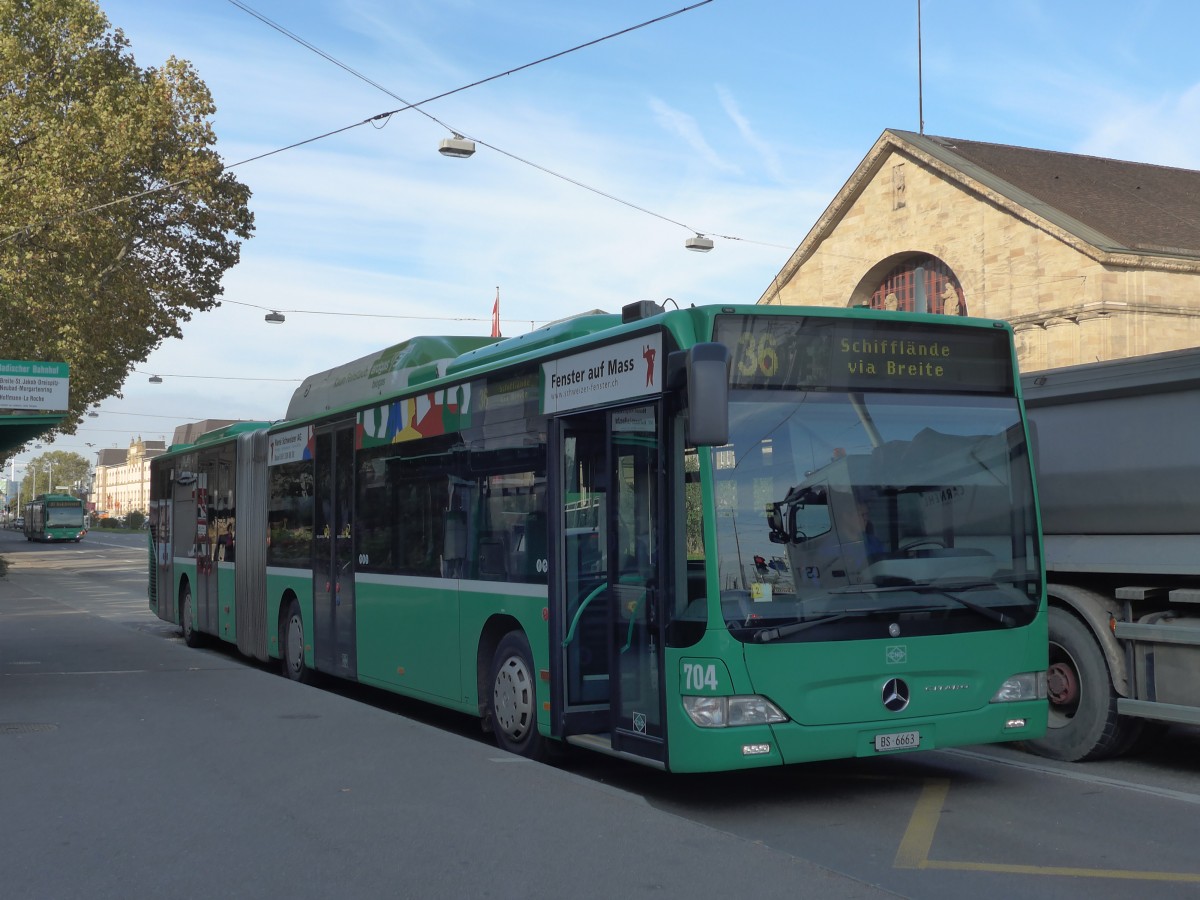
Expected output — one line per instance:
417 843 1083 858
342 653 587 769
181 587 203 648
282 599 314 685
1025 606 1140 762
489 632 546 761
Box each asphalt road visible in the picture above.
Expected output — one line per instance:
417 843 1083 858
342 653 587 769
5 529 1200 899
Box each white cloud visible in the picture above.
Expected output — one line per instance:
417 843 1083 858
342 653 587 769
716 85 785 183
1076 82 1200 169
647 96 741 176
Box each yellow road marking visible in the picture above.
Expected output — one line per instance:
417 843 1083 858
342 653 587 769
893 777 949 869
895 777 1200 882
923 860 1200 882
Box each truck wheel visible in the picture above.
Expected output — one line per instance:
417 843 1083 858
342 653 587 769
1026 606 1140 761
488 631 548 761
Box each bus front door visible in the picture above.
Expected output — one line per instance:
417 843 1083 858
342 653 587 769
312 424 357 680
556 404 666 765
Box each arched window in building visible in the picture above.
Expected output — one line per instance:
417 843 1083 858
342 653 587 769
869 256 966 316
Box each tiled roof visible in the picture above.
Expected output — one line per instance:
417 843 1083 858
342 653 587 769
96 448 126 466
897 130 1200 259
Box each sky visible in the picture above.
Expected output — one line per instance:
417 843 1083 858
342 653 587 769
16 0 1200 478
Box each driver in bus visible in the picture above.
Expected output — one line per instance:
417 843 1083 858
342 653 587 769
800 491 885 588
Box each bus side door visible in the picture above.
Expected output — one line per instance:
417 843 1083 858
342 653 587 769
312 423 357 679
554 403 667 765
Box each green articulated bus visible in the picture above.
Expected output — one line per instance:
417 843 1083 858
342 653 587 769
24 493 87 542
148 302 1047 772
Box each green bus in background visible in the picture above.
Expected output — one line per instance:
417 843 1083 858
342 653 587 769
148 302 1047 772
24 493 87 542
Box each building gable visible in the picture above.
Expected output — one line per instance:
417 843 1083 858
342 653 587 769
760 128 1200 371
762 129 1200 306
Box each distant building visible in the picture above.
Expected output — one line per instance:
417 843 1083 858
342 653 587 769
92 420 248 516
92 436 166 517
169 419 250 446
761 129 1200 371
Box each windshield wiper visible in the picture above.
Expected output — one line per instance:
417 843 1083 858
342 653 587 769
753 580 1032 642
835 580 1030 627
754 611 866 643
909 583 1019 627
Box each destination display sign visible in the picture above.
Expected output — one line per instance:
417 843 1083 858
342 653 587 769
714 315 1013 394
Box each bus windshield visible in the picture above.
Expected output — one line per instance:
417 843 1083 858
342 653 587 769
46 504 85 527
711 389 1040 642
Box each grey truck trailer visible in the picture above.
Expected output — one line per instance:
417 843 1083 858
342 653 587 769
1022 347 1200 761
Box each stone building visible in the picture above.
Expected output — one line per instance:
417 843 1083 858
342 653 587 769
92 436 166 518
759 129 1200 372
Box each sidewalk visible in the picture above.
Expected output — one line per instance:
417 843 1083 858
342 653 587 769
0 558 898 900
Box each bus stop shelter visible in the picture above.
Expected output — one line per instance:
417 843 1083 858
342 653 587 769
2 411 67 458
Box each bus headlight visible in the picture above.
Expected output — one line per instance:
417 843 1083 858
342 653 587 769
682 695 788 728
990 671 1047 703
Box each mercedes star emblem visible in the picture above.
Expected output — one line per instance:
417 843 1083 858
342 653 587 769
882 678 910 712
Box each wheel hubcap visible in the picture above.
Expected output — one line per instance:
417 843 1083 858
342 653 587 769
493 655 533 740
1047 661 1079 706
287 615 303 674
1046 641 1081 728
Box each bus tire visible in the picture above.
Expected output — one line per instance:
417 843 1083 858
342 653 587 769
282 599 314 685
489 631 547 761
1025 606 1140 762
180 586 204 648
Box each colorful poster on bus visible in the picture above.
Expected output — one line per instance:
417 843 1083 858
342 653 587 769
357 385 470 449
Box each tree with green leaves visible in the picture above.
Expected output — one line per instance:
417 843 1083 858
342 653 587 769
0 0 254 445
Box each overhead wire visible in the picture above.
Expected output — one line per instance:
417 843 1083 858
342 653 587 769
227 0 711 137
222 298 550 327
2 1 791 251
132 368 300 382
228 0 789 248
1 3 710 244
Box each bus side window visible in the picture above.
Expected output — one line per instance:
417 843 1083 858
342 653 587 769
519 511 547 583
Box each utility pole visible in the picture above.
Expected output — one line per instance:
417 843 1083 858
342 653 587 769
917 0 925 134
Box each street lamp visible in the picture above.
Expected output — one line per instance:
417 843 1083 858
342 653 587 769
438 134 476 158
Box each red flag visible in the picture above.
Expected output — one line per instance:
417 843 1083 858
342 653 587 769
491 288 501 338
